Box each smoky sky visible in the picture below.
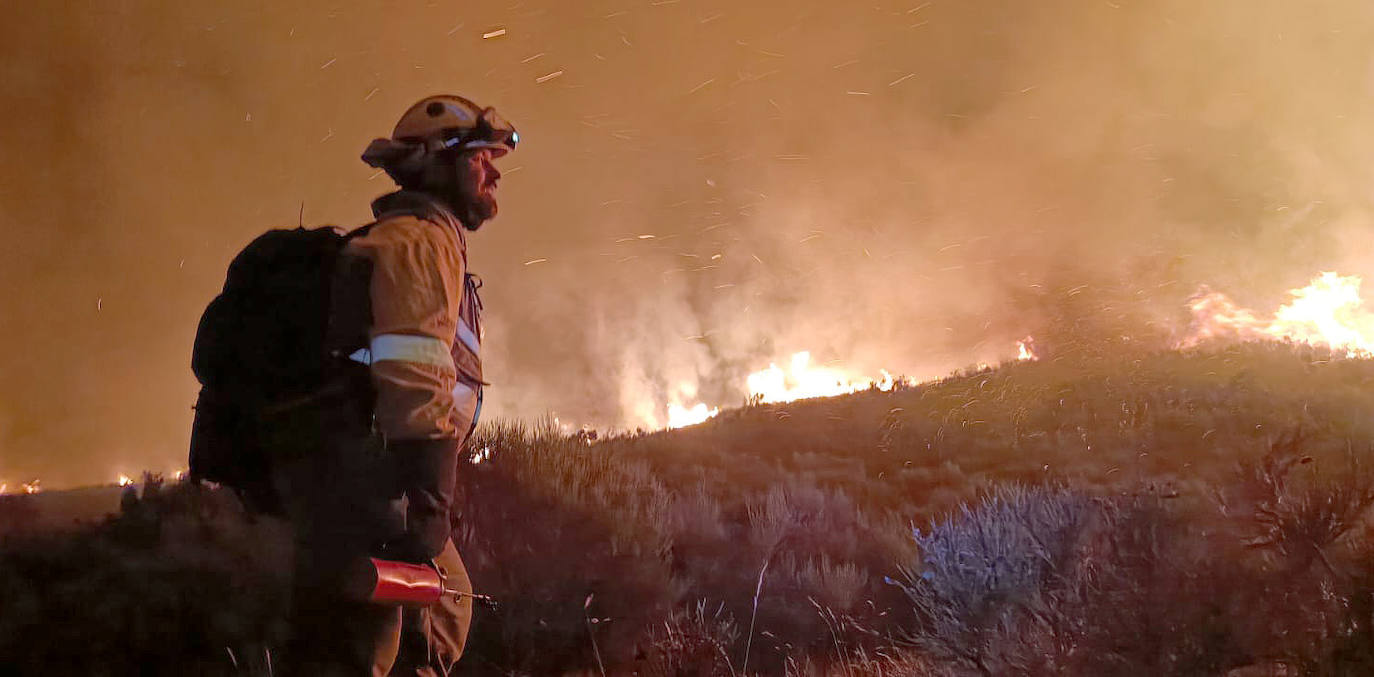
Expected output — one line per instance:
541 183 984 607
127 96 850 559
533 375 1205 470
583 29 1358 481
3 0 1374 487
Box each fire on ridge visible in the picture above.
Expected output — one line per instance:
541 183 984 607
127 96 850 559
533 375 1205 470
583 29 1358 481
664 269 1374 431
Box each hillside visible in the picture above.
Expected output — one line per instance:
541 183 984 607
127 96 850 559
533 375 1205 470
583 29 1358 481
5 485 125 530
634 340 1374 518
4 342 1374 675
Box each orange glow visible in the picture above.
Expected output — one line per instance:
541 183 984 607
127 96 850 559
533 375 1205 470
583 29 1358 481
646 343 1036 431
21 480 41 495
1183 272 1374 356
650 352 891 430
667 402 719 428
117 474 134 487
746 351 890 404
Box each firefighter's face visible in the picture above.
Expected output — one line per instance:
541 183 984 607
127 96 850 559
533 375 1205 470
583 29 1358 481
452 148 501 230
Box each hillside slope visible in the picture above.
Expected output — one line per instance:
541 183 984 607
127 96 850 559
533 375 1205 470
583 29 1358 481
628 341 1374 518
4 342 1374 675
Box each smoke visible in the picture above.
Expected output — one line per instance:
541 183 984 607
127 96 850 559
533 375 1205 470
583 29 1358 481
494 0 1374 429
4 0 1374 484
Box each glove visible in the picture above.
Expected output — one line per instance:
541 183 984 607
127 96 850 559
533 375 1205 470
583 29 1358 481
389 437 461 562
374 534 434 566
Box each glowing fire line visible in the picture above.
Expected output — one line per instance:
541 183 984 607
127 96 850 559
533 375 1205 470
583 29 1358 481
667 402 719 428
746 351 892 404
1182 271 1374 357
662 341 1032 429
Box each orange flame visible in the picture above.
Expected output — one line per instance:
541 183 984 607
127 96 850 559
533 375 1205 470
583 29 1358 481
667 402 720 428
746 351 891 404
21 480 41 495
117 475 134 487
470 445 493 464
1183 272 1374 356
649 342 1029 431
655 352 890 429
664 380 720 429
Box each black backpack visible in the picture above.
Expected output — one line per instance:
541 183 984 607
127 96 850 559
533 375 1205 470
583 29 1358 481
189 225 371 513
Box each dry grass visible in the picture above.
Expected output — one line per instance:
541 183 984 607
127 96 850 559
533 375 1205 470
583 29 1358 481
6 343 1374 674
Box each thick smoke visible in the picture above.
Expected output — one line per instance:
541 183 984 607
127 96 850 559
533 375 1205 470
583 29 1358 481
3 1 1374 485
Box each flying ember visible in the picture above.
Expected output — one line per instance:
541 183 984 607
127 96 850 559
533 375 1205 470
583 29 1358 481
1182 271 1374 356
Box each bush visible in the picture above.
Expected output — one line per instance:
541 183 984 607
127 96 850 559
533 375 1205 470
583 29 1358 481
892 485 1096 675
6 345 1374 674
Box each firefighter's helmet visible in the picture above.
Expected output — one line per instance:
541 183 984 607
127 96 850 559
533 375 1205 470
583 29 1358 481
391 94 518 157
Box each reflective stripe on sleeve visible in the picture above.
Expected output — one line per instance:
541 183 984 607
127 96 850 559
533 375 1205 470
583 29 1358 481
453 380 479 408
456 323 481 356
370 334 455 369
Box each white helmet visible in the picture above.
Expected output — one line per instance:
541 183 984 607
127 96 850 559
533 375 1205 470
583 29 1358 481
390 94 518 157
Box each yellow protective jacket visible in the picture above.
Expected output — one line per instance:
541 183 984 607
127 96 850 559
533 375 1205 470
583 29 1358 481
335 190 484 442
286 190 481 674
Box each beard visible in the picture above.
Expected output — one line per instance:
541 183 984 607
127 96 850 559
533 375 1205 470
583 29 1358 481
435 183 497 231
460 191 498 231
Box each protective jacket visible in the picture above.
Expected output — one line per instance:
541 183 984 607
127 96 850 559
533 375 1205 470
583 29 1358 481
282 189 482 676
339 189 484 441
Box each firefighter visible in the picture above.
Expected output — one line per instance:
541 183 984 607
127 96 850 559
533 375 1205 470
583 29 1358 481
279 94 515 675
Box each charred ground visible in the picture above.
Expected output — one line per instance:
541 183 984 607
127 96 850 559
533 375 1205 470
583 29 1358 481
5 341 1374 675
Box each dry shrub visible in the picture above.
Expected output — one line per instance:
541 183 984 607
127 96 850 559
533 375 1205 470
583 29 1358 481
454 420 684 673
880 437 1374 677
0 479 289 675
892 485 1096 675
8 345 1374 675
636 599 741 676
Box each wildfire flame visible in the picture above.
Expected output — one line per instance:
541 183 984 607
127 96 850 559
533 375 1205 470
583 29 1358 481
660 351 888 429
0 483 7 495
470 445 493 464
657 341 1032 429
118 475 134 487
667 402 719 428
21 480 41 495
1183 271 1374 356
746 351 892 404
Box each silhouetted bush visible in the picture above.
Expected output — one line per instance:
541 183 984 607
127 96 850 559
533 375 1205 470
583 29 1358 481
5 344 1374 674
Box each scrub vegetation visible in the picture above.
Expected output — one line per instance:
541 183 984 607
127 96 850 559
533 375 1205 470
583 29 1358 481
6 342 1374 675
